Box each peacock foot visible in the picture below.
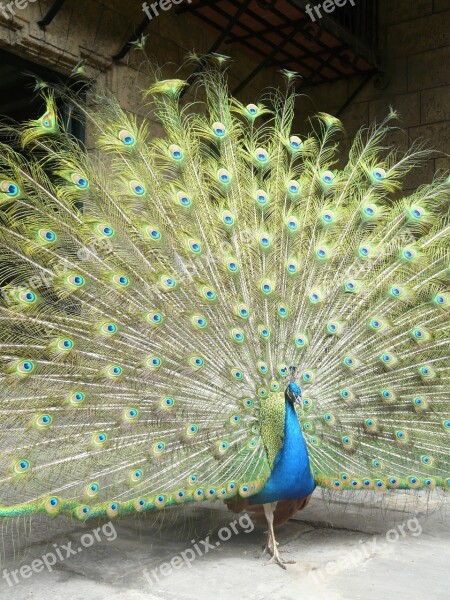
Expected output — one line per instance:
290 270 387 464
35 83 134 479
264 545 295 569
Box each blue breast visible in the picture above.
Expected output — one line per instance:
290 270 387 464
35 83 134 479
250 401 315 505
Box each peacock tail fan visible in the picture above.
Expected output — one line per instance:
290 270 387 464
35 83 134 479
0 55 448 524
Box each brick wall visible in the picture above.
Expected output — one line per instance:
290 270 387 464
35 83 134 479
300 0 450 192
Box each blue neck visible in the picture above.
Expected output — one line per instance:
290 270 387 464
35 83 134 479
250 400 315 504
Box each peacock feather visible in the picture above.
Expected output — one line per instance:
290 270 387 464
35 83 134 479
0 56 449 525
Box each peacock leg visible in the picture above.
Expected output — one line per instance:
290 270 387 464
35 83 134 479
263 502 295 569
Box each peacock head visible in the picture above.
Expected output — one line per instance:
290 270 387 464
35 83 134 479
285 381 302 405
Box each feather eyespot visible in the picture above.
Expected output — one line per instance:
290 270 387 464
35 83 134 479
260 279 273 295
278 304 288 318
44 497 61 514
321 210 335 224
67 274 85 288
71 173 89 189
257 361 268 375
152 441 166 455
130 180 146 196
145 356 162 371
200 286 216 301
145 226 162 240
433 293 448 308
237 304 250 319
93 432 108 446
362 203 379 219
246 103 259 116
69 392 85 405
231 328 245 344
112 274 130 287
191 315 207 329
16 360 35 375
322 170 335 184
131 469 143 482
18 290 37 304
287 180 300 194
227 257 239 273
38 229 56 242
41 112 55 130
188 356 205 370
409 205 425 220
146 311 164 326
289 135 303 150
222 210 235 226
286 216 300 232
308 289 323 304
160 275 177 290
259 232 271 248
169 144 183 160
212 122 226 137
105 365 122 378
85 482 99 498
100 322 117 336
177 191 192 207
218 168 231 184
256 189 269 206
34 414 53 429
372 167 386 181
1 180 20 197
123 407 139 422
231 368 244 381
118 130 135 146
255 147 269 163
14 459 30 474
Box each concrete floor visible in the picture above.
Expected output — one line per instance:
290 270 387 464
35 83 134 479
1 490 449 600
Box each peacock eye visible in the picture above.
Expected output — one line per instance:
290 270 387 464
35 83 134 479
177 191 192 207
288 180 300 194
17 360 35 375
71 173 89 189
290 135 302 150
256 189 268 205
246 103 259 116
2 180 20 197
119 130 135 146
372 167 386 181
322 170 335 184
218 169 231 184
255 148 269 162
41 112 55 129
67 274 85 288
130 180 146 196
212 122 226 137
14 459 30 474
169 144 183 160
99 224 114 237
222 211 235 226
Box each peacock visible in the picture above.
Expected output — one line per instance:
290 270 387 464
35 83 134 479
0 55 449 569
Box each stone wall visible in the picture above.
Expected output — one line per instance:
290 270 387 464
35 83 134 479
0 0 448 191
0 0 281 133
300 0 450 192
